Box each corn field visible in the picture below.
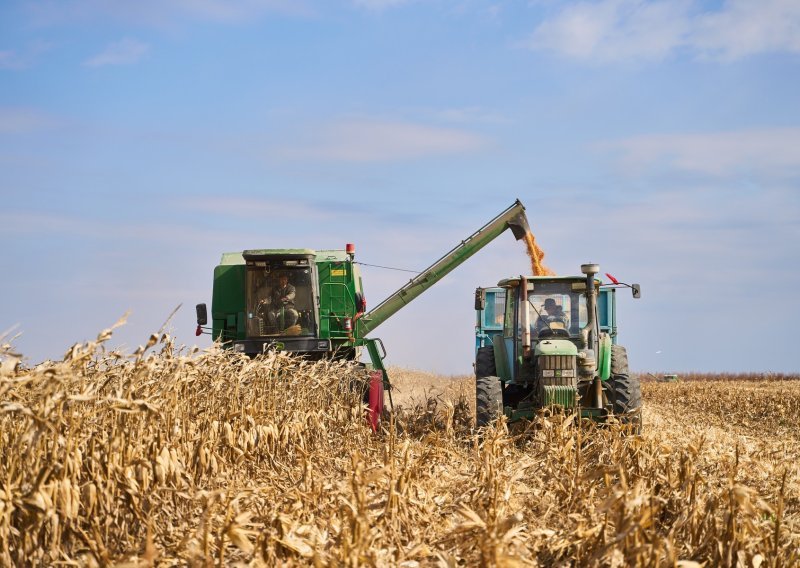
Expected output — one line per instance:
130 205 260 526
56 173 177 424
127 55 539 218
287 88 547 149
1 325 798 566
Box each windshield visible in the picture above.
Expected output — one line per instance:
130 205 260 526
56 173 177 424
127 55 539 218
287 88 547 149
246 262 316 337
527 281 588 339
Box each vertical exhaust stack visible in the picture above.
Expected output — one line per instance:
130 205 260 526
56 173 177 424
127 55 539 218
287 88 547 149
581 263 599 348
581 263 601 407
520 276 530 356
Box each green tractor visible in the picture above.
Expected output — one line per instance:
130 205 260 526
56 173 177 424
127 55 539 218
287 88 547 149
474 264 643 431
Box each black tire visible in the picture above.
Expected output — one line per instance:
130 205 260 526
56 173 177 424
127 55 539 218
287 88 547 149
607 345 643 434
476 375 503 428
475 346 497 378
475 346 502 427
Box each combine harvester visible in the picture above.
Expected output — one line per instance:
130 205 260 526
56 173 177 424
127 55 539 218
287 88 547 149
196 200 531 428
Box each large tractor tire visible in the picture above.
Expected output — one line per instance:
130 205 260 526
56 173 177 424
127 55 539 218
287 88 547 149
476 375 503 428
607 345 643 434
475 346 497 378
475 346 502 427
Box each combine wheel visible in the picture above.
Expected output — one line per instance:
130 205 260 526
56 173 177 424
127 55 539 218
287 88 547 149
607 345 643 434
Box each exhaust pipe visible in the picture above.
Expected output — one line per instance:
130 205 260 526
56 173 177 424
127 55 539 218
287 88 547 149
581 263 602 408
520 275 530 356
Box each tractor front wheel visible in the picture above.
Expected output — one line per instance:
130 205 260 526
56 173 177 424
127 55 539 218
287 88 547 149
476 375 503 428
475 346 497 378
607 345 643 434
475 346 501 427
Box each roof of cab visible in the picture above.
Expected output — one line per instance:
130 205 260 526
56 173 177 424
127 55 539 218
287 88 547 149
218 249 349 265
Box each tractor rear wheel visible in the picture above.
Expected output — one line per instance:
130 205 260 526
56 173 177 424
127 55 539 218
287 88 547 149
607 345 643 434
476 375 503 428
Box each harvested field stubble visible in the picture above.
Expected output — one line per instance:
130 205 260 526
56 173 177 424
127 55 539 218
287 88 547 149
1 329 799 566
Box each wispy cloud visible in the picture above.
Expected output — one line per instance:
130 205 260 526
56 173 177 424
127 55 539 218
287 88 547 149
526 0 800 62
27 0 312 27
0 107 57 133
602 127 800 177
352 0 412 10
276 119 488 163
0 41 54 70
84 38 149 67
184 197 340 221
0 50 26 70
436 107 508 125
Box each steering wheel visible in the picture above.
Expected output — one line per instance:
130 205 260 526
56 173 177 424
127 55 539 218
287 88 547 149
538 327 570 339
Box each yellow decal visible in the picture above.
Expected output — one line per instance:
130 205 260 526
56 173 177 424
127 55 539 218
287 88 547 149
331 269 346 276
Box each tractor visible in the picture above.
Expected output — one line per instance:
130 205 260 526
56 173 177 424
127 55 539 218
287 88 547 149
473 264 643 431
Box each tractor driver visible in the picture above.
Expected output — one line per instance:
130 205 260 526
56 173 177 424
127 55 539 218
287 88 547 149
533 298 569 335
266 273 298 330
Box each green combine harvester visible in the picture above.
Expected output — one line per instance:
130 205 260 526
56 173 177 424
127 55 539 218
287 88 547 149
196 200 531 428
474 265 643 431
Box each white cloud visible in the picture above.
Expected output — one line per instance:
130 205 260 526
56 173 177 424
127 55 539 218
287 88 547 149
84 38 149 67
603 127 800 177
693 0 800 60
276 119 488 163
526 0 800 62
528 0 691 61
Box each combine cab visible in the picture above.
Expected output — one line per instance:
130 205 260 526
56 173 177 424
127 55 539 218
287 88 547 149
196 247 365 359
474 264 643 431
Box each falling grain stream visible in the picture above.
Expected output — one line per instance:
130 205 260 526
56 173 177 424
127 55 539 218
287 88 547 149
523 231 555 276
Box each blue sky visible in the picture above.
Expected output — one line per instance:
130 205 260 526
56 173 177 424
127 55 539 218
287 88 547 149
2 0 799 374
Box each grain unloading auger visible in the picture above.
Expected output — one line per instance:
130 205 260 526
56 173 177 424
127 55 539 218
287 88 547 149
196 200 531 427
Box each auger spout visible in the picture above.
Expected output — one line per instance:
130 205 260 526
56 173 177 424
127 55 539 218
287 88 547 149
356 199 530 337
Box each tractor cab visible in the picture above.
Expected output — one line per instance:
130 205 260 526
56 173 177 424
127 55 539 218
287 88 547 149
525 279 590 342
496 275 596 390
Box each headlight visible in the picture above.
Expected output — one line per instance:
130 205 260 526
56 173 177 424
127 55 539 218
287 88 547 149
542 369 555 377
233 343 245 352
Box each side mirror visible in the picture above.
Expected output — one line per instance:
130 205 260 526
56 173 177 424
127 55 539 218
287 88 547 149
631 284 641 299
474 289 486 311
196 303 208 325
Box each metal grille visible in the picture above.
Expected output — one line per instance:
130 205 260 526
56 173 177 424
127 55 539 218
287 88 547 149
539 355 577 387
543 385 577 407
